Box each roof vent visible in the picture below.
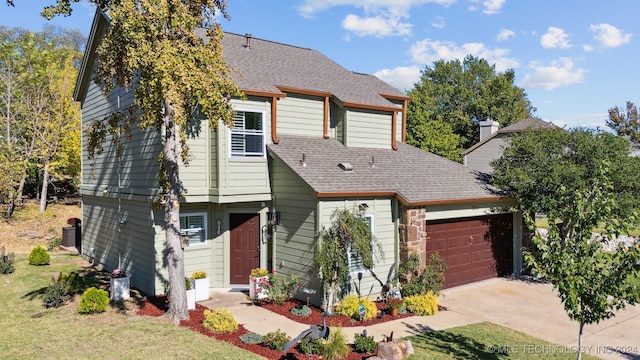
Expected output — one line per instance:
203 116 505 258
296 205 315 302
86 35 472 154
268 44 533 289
243 33 252 50
338 162 353 172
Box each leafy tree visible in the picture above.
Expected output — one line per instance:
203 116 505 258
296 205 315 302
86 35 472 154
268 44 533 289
407 55 533 161
490 127 637 219
607 101 639 144
524 163 640 360
43 0 243 322
314 207 381 314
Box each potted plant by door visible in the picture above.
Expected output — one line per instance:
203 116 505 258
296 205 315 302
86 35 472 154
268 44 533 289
249 268 269 300
110 268 130 301
386 297 403 317
185 277 196 310
191 271 209 301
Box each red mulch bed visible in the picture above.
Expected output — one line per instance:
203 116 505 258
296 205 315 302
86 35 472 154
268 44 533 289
135 296 412 360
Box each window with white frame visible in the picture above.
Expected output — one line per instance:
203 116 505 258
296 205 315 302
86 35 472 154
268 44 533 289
180 213 207 246
230 110 265 157
347 214 374 273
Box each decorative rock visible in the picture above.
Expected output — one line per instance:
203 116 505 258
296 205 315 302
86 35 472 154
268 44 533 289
377 341 404 360
398 340 414 356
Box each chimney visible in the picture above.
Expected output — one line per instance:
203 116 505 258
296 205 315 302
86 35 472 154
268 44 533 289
243 33 252 49
479 118 499 141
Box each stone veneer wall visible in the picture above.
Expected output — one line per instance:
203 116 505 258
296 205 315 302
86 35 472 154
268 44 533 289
398 205 427 274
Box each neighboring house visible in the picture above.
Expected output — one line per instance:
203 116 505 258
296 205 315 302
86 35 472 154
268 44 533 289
73 9 523 304
464 117 557 174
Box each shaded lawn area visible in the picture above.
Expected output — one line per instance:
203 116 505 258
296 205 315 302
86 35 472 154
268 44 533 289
405 322 600 360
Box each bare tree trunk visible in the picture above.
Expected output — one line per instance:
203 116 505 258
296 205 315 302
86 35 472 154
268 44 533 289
161 101 188 324
577 322 584 360
39 162 49 213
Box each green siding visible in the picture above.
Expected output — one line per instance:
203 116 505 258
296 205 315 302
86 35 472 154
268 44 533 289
345 109 392 149
181 117 210 196
277 94 324 137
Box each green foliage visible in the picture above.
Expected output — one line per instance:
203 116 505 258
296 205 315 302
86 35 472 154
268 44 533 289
263 272 300 305
239 332 263 345
399 252 447 297
523 163 640 348
60 271 84 295
335 294 378 320
320 327 350 360
0 246 15 274
47 237 63 251
404 292 439 316
28 245 50 266
290 305 312 317
607 101 640 143
43 275 71 308
299 338 324 355
262 329 290 351
353 332 377 353
407 55 533 156
202 308 238 333
78 287 109 314
315 206 382 313
185 277 193 290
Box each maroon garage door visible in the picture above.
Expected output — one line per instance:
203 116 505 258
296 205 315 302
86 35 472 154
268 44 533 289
426 214 513 289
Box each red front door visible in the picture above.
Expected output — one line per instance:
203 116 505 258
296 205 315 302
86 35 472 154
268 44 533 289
229 213 260 285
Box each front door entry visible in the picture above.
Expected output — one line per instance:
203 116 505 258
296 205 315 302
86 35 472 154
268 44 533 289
229 213 260 285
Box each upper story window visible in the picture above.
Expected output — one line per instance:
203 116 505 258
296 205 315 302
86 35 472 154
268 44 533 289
347 214 374 274
230 110 265 157
180 212 207 246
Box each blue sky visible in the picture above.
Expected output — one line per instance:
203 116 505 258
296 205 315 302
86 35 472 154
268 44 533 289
3 0 638 130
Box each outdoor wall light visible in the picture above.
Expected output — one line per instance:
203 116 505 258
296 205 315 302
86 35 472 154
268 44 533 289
216 219 222 235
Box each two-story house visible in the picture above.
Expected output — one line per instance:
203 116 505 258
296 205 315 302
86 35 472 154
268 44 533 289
73 9 523 304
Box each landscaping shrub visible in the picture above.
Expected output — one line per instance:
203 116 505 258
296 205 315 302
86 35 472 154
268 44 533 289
43 276 71 308
60 271 84 294
299 337 324 355
263 271 300 305
202 308 238 333
353 332 377 353
78 287 109 314
47 237 63 251
262 329 290 351
239 332 263 344
290 304 312 317
28 245 50 266
334 294 378 320
399 252 446 297
404 292 438 316
321 327 350 360
0 246 15 274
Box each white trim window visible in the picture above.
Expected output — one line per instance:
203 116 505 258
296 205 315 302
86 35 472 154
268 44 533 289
347 214 374 273
230 110 265 157
180 212 207 246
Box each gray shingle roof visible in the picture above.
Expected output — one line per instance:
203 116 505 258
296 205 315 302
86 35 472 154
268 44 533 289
268 135 502 204
219 32 407 108
464 117 557 154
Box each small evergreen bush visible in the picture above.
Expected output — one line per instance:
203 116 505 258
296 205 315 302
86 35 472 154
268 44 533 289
262 329 290 351
43 276 71 308
399 252 446 297
28 245 50 266
335 294 378 320
202 308 238 333
239 332 263 344
47 237 63 251
299 337 324 355
0 246 15 274
78 287 109 314
404 292 438 316
321 327 350 360
60 271 84 294
353 332 377 353
290 304 312 317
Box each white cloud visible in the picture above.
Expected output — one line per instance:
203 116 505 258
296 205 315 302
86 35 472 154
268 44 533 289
297 0 456 18
582 44 594 52
520 58 587 90
374 65 422 92
496 28 515 41
409 39 519 72
342 14 413 37
431 16 445 29
468 0 506 15
589 23 632 48
540 27 571 49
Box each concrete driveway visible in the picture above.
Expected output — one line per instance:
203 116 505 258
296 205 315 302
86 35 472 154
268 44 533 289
437 278 640 360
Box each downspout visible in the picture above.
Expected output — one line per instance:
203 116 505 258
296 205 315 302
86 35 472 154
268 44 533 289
323 96 329 139
401 99 408 143
391 111 398 151
271 96 279 144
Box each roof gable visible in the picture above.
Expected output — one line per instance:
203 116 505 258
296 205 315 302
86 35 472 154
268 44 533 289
464 117 557 155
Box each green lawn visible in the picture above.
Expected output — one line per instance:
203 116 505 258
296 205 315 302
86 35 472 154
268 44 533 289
0 253 264 360
405 322 600 360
